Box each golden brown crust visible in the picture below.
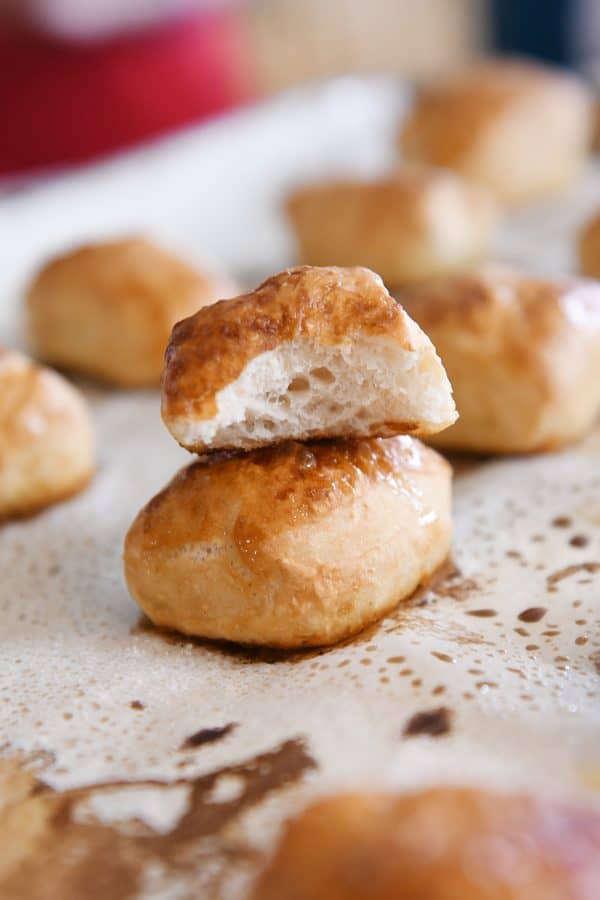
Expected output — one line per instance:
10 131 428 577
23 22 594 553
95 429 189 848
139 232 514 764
124 436 452 647
399 266 600 453
401 59 593 203
286 169 497 286
26 237 231 387
161 265 447 442
252 787 600 900
0 350 95 519
578 211 600 278
162 266 456 453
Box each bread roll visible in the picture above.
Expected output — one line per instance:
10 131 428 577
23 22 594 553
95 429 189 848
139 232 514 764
0 350 94 519
124 436 452 648
252 788 600 899
286 169 497 287
26 237 232 387
578 210 600 278
162 266 457 454
399 266 600 454
401 59 593 204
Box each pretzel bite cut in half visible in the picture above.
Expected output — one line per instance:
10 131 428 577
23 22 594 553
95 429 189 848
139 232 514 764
162 265 457 454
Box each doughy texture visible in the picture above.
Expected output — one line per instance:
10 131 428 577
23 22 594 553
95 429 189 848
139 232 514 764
400 266 600 454
251 788 600 900
124 436 452 648
578 211 600 278
401 60 593 204
26 237 231 387
286 169 497 286
162 266 457 453
0 350 94 519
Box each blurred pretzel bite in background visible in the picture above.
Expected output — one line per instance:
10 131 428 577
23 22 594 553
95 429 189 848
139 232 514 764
577 209 600 278
124 265 456 647
251 787 600 899
26 237 235 387
400 59 593 205
399 266 600 454
161 265 457 454
286 169 498 289
0 349 94 520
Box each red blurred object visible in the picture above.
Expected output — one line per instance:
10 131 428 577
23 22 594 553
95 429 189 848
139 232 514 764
0 9 254 175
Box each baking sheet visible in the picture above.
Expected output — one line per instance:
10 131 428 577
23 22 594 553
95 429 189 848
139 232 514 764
1 77 600 899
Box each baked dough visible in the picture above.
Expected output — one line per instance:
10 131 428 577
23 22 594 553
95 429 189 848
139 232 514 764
124 436 452 647
286 169 497 287
399 266 600 454
251 788 600 899
162 265 457 453
578 210 600 278
0 350 94 519
400 59 593 204
26 237 232 387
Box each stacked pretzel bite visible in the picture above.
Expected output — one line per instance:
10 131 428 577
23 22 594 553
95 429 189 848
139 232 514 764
124 265 457 647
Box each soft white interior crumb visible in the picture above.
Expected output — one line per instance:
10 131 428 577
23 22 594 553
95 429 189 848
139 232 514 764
171 337 453 449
